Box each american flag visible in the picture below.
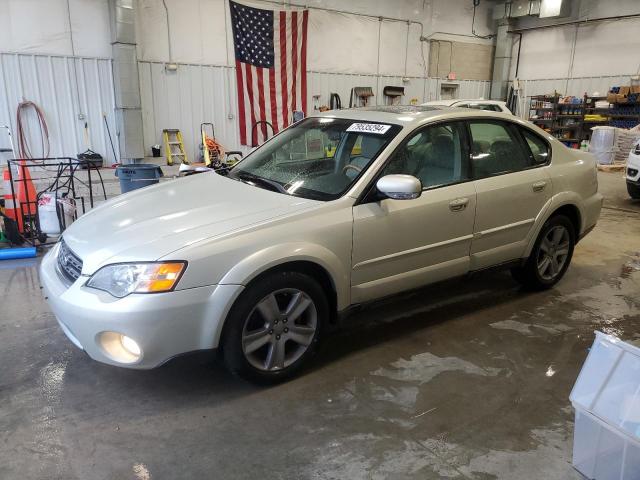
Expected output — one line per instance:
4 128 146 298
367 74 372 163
230 1 308 146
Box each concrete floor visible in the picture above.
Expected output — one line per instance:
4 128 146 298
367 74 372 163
1 171 638 480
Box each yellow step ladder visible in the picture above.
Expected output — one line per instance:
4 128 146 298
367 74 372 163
162 129 188 166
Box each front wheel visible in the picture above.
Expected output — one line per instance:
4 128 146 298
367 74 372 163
511 215 575 290
222 271 328 384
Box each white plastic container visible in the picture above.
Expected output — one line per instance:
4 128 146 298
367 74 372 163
589 127 617 165
37 193 76 235
570 331 640 479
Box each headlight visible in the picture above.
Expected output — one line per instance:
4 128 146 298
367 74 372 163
86 262 186 298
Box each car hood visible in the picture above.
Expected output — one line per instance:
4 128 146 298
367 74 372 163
63 172 321 274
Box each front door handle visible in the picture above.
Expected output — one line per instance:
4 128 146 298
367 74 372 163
532 181 547 192
449 197 469 212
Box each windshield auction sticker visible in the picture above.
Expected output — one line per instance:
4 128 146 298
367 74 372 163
346 123 392 134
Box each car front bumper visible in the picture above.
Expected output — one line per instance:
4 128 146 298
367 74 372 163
627 150 640 183
39 244 243 369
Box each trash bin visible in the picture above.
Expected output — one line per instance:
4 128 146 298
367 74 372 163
151 144 161 157
115 164 163 193
570 331 640 479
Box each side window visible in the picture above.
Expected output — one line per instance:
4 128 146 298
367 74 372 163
520 128 550 165
469 121 530 179
381 122 470 189
463 103 500 112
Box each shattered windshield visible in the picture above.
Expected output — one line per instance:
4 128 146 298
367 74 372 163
227 117 401 201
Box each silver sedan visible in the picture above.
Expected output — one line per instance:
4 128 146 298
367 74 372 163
41 106 602 383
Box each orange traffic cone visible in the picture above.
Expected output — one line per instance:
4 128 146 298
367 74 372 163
17 161 37 215
2 167 23 232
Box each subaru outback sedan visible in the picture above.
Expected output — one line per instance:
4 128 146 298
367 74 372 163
40 106 602 383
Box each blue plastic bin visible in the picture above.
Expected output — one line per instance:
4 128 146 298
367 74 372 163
115 164 163 193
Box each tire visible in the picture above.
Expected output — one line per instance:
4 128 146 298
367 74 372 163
222 271 328 384
511 214 575 290
627 182 640 200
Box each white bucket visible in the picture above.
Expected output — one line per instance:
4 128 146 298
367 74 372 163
37 193 76 235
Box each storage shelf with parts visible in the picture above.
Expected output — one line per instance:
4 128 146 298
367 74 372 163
529 92 585 147
530 92 640 144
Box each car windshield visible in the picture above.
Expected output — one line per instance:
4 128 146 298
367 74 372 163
227 117 401 201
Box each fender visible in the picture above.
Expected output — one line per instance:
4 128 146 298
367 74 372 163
522 192 584 258
219 242 350 310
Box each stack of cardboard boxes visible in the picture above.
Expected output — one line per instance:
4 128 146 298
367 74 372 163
606 85 640 104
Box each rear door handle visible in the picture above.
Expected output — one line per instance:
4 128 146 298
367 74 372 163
532 181 547 192
449 197 469 212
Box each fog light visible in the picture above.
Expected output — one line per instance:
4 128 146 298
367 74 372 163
97 331 142 364
120 335 141 357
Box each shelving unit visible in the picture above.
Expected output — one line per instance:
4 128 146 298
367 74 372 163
529 93 584 148
582 95 610 141
529 92 640 146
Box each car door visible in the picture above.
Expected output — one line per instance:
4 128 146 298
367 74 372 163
468 120 552 270
351 121 477 304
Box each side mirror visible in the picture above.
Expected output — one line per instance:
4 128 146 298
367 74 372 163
376 174 422 200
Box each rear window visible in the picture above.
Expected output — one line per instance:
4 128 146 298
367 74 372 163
466 104 502 112
520 128 550 165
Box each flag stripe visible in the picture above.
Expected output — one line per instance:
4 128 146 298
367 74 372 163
295 12 303 113
235 60 247 145
301 10 308 115
279 11 288 130
273 11 283 132
286 13 293 124
268 67 278 134
250 65 262 144
243 66 252 145
262 67 273 137
244 63 258 146
291 11 298 115
256 67 267 141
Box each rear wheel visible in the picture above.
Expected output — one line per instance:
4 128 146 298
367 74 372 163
511 215 575 290
222 271 327 384
627 182 640 200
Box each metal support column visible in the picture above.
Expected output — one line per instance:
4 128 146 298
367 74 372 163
490 18 513 101
108 0 144 164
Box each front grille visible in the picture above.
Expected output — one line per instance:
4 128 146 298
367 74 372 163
57 239 83 282
628 167 639 178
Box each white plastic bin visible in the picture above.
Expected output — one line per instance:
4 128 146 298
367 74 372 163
570 331 640 479
37 193 76 235
589 127 617 165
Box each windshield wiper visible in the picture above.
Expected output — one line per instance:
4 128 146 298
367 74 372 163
235 172 288 194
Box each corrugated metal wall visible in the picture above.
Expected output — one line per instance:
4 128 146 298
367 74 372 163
0 53 493 163
138 61 242 162
0 52 118 165
138 63 492 161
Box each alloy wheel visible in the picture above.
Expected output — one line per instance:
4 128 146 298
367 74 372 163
536 225 571 281
241 288 317 371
